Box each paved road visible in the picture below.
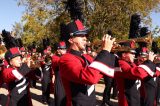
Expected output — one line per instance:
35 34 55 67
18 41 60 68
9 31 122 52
0 80 118 106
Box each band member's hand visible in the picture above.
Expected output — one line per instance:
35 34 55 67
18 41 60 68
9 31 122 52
148 52 156 62
22 57 27 63
102 34 115 52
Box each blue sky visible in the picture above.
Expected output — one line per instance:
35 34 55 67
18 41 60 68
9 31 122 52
0 1 160 34
150 12 160 28
0 0 25 31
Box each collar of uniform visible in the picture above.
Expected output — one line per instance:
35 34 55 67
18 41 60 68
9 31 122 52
69 49 82 57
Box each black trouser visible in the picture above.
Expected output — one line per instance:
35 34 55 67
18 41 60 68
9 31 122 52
143 77 157 106
42 81 51 102
112 79 118 98
54 71 66 106
9 94 30 106
30 80 36 88
72 92 96 106
30 68 41 88
157 77 160 103
124 80 140 106
102 76 117 104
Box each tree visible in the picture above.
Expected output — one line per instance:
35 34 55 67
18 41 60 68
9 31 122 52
13 22 23 38
152 26 160 47
84 0 160 41
17 0 160 47
17 0 65 46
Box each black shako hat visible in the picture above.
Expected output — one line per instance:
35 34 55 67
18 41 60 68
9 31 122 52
60 19 89 42
58 41 66 49
67 19 89 37
5 47 21 62
1 30 22 63
118 41 136 53
54 41 66 50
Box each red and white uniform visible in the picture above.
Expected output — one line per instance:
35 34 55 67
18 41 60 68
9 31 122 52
2 63 32 106
59 49 116 106
115 59 157 106
140 62 160 106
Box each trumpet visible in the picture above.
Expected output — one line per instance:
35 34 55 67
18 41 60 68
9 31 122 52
91 33 153 53
153 55 160 63
116 33 152 44
22 54 42 69
30 54 42 69
0 45 7 58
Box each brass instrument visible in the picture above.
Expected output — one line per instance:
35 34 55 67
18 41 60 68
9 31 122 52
0 45 7 59
22 54 42 69
153 55 160 63
116 33 152 45
30 54 41 69
137 53 160 64
91 33 153 53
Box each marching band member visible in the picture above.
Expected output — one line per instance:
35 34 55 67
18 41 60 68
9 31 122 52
41 53 52 104
1 30 33 106
59 19 116 106
137 42 160 106
52 41 67 106
115 42 156 106
2 47 33 106
41 39 53 104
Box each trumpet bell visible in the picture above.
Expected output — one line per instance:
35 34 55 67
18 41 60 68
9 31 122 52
0 45 7 59
91 33 152 53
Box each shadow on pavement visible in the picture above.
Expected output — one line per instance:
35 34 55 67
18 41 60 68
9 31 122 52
95 91 103 97
30 91 55 106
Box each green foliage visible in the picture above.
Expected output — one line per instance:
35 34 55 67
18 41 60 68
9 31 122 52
153 26 160 47
84 0 160 42
17 0 64 47
16 0 160 47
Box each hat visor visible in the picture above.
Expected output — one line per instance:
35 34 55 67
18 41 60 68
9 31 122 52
8 53 22 61
73 28 90 36
74 31 88 35
140 55 148 58
58 46 66 49
11 54 22 59
129 49 136 54
140 52 148 57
